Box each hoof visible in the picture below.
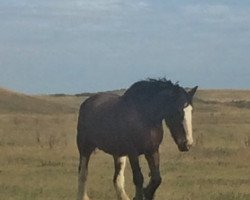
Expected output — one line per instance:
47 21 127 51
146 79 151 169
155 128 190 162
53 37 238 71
133 198 150 200
143 188 153 200
133 197 143 200
83 196 90 200
133 197 147 200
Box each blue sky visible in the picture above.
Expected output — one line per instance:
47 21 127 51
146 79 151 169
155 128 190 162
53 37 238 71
0 0 250 94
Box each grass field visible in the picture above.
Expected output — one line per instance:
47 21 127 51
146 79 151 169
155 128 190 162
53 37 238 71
0 88 250 200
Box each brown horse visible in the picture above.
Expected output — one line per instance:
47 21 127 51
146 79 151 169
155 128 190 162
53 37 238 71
76 79 198 200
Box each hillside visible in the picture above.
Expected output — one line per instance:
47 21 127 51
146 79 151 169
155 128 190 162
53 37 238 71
196 89 250 102
0 87 75 114
2 86 250 114
36 89 126 111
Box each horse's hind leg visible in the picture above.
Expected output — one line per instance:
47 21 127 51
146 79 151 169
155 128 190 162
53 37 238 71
113 156 130 200
77 152 92 200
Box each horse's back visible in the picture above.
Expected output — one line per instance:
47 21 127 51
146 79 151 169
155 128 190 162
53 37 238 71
83 93 119 109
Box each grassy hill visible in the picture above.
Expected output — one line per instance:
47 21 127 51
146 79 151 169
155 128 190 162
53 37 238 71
2 86 249 114
196 89 250 102
0 87 76 114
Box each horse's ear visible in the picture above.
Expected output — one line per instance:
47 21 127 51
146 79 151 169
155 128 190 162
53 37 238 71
188 86 198 99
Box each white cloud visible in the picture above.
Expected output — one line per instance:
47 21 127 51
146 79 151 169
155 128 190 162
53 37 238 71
58 0 149 13
75 0 121 11
182 3 250 25
182 4 231 24
184 4 230 16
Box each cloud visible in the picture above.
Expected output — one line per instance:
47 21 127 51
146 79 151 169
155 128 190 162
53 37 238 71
182 4 231 24
184 4 230 16
39 0 149 14
182 3 250 24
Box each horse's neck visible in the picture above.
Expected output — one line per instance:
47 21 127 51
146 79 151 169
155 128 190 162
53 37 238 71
122 89 175 125
135 97 172 126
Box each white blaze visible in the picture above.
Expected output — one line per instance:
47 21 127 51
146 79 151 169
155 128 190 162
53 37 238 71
183 105 193 146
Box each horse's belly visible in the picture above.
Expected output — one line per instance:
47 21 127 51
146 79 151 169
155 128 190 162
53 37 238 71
96 138 131 156
88 130 131 156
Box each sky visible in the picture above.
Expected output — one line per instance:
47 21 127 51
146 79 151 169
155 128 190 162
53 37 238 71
0 0 250 94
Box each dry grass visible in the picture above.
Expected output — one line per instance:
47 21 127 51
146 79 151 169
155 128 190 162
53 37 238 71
0 89 250 200
197 89 250 102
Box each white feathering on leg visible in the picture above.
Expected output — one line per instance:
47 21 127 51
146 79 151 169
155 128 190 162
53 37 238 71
114 156 130 200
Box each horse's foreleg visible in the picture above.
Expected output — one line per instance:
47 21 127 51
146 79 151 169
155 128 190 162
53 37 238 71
128 155 144 200
144 150 162 200
77 154 91 200
113 156 130 200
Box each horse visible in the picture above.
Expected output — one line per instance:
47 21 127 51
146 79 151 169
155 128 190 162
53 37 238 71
76 78 198 200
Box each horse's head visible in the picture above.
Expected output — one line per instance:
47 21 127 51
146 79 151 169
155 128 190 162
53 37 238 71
165 86 198 152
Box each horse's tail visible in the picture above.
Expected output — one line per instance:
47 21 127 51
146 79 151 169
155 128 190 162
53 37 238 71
76 98 95 156
77 102 86 134
76 101 88 154
77 95 95 133
76 101 92 200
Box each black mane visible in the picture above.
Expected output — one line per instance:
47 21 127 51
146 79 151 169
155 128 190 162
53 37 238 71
123 78 180 101
122 78 183 124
